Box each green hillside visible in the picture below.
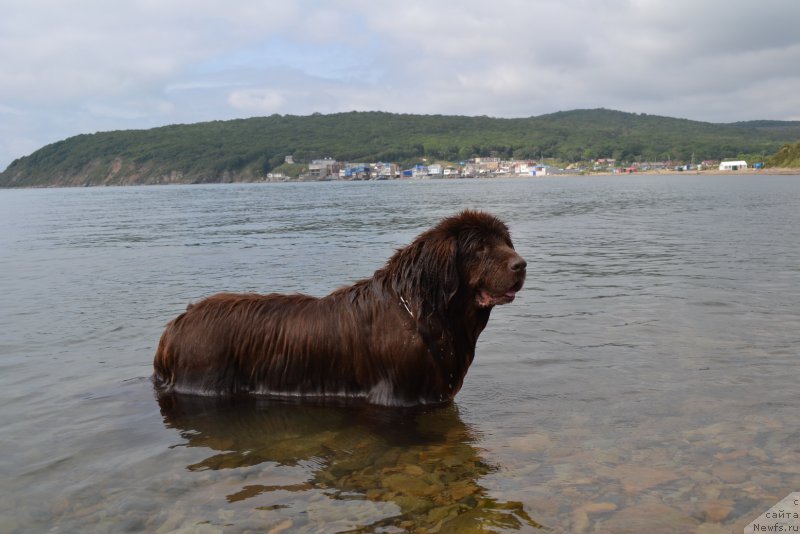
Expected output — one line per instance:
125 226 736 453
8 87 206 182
766 140 800 168
2 109 800 187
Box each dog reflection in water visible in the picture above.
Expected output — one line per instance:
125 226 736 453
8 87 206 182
157 394 543 531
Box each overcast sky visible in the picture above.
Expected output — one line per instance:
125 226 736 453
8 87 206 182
2 0 799 170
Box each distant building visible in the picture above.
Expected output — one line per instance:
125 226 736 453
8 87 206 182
339 163 370 180
308 158 339 179
372 162 398 179
515 161 538 174
531 165 550 176
412 164 429 179
719 160 748 171
427 164 443 177
266 172 286 182
472 157 500 172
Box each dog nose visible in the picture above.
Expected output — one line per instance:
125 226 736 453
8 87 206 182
509 256 527 272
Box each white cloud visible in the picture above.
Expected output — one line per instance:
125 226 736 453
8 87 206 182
228 89 286 114
1 0 800 169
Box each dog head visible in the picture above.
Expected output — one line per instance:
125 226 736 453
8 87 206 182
387 210 525 316
446 211 526 309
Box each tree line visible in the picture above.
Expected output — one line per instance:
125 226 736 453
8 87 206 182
2 109 799 187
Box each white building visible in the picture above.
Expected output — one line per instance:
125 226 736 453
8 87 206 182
719 160 748 171
531 165 551 176
427 164 443 177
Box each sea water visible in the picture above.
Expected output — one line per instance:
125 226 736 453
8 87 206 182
1 175 799 532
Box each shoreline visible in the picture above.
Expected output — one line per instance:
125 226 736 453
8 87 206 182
2 168 799 189
581 167 800 177
455 167 800 179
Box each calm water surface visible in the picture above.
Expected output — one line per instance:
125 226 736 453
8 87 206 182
1 176 799 533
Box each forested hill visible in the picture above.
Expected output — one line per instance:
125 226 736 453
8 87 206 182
3 109 800 187
766 140 800 168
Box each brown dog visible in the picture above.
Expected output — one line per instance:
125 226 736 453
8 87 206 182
153 210 526 406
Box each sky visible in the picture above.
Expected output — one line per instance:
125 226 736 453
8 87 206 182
2 0 800 170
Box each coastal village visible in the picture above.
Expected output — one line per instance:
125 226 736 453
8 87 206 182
268 156 756 182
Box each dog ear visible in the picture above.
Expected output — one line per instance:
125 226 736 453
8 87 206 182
423 233 460 313
391 231 460 319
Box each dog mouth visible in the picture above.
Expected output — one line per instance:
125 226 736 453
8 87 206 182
476 280 524 308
